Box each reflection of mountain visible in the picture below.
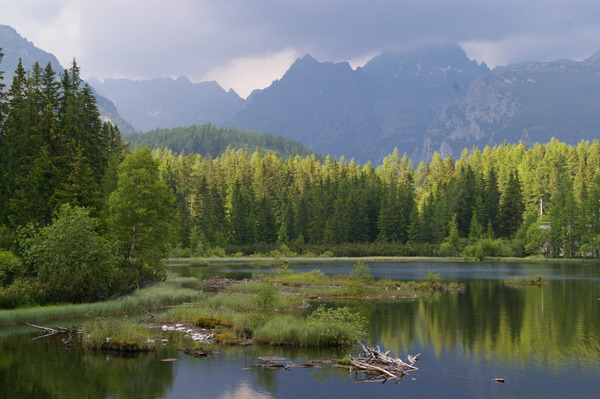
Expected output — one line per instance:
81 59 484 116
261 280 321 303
371 278 600 371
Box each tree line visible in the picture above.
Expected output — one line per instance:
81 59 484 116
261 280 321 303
155 138 600 259
0 52 177 307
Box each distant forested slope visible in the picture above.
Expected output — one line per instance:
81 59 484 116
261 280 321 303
122 124 317 159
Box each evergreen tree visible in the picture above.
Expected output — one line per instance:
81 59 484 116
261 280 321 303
452 164 479 237
483 167 500 235
498 171 525 238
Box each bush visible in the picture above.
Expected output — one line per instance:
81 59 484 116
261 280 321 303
350 260 374 283
253 282 279 313
306 305 367 347
0 277 43 309
424 271 442 289
437 242 459 257
20 204 121 303
0 250 25 288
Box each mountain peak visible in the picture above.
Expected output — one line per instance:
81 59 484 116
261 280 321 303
582 50 600 66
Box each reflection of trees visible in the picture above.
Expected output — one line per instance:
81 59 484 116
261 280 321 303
0 334 174 399
371 280 600 371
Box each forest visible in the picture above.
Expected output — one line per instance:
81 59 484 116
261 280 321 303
0 54 177 308
1 52 600 309
122 124 317 160
153 138 600 260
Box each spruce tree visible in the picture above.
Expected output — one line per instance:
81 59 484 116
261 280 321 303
498 171 525 238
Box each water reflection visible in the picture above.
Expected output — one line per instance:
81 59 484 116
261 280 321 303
0 332 175 399
0 261 598 398
219 381 273 399
369 279 600 375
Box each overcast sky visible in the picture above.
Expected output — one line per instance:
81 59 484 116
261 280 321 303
3 0 600 97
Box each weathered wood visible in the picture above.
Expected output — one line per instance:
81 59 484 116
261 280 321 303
348 341 419 383
177 348 219 357
26 323 81 340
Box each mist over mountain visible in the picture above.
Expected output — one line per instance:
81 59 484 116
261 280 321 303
0 24 132 131
89 76 244 132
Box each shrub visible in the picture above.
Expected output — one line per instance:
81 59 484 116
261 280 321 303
253 282 280 314
306 305 367 347
437 242 459 257
0 250 25 288
20 205 121 303
0 277 42 309
350 261 373 282
424 271 442 289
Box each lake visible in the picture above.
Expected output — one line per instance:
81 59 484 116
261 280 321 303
1 260 599 398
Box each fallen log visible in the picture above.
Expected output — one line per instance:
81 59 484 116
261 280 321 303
348 342 420 384
177 348 219 357
26 323 82 340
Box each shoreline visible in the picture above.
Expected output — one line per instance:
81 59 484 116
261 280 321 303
166 256 600 265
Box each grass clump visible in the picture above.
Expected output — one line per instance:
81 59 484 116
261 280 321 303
82 317 155 352
196 316 232 329
253 305 367 347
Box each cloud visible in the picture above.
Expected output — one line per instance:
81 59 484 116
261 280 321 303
4 0 600 94
202 48 299 98
461 24 600 68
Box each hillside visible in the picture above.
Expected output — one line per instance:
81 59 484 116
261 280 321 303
421 55 600 158
0 24 133 131
89 76 244 132
122 124 317 159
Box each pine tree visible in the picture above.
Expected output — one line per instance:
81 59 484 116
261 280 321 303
498 170 525 238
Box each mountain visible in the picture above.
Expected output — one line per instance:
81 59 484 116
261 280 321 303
0 25 133 131
227 54 385 162
227 44 489 163
89 76 244 132
422 55 600 159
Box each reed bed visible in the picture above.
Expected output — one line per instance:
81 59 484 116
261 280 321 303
0 276 207 326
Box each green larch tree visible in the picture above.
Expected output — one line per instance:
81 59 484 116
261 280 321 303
107 148 176 281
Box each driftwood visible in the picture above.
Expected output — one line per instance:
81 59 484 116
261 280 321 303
347 342 420 384
250 357 319 371
26 323 82 340
177 348 219 357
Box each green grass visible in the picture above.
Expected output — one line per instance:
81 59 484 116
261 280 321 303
82 317 156 351
253 305 367 347
259 268 461 298
0 275 207 326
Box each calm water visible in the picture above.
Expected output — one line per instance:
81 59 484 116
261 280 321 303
1 261 599 399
